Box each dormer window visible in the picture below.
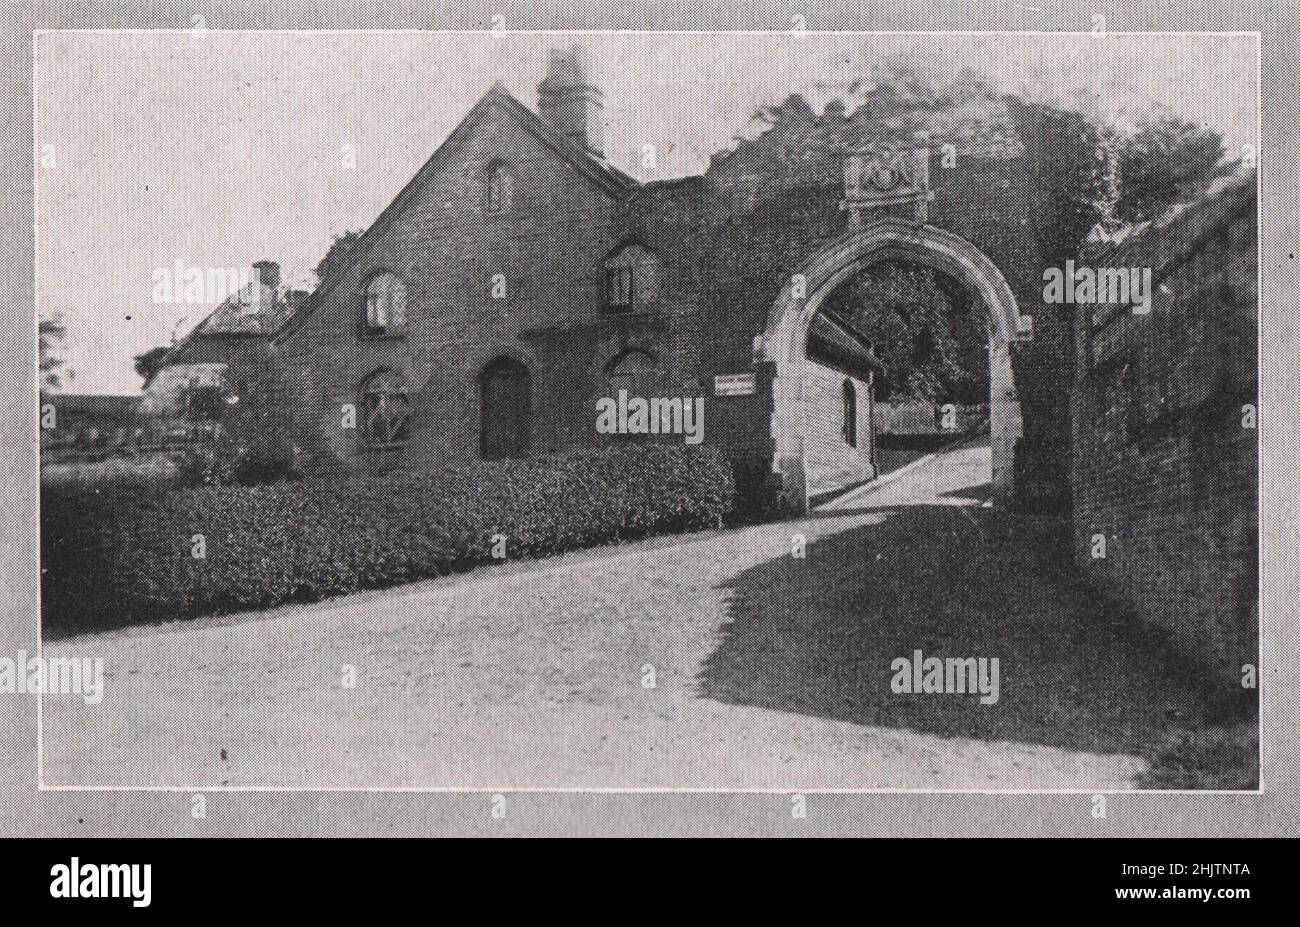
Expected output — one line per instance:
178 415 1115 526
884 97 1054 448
603 241 657 314
486 161 513 214
363 271 407 336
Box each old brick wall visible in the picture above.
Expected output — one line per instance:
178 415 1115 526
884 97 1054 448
1071 176 1258 688
933 154 1073 513
274 83 1084 514
276 92 625 471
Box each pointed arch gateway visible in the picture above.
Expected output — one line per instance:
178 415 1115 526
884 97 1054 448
760 217 1026 513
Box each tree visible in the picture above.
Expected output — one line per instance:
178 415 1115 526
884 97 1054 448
134 345 173 386
1115 118 1228 224
171 356 298 486
313 230 362 286
824 261 987 405
39 315 65 393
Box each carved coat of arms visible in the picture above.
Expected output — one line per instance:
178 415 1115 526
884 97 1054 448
842 146 933 224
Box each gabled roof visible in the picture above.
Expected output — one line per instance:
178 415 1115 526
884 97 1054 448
808 308 887 379
159 282 301 371
191 283 298 337
490 84 636 192
276 83 636 344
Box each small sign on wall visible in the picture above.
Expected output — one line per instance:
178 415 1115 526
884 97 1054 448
714 372 757 397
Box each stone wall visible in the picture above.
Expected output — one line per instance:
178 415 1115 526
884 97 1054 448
276 91 626 472
1071 174 1257 688
874 401 988 435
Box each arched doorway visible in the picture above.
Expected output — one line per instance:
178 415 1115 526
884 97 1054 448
761 217 1026 512
480 356 532 460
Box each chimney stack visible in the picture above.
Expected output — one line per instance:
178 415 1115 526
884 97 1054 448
537 45 605 158
252 260 280 291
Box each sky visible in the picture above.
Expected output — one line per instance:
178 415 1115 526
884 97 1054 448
35 31 1258 395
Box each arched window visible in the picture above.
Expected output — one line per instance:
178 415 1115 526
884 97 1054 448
363 272 407 335
843 379 858 447
360 369 411 446
604 348 660 399
486 161 513 214
603 349 662 443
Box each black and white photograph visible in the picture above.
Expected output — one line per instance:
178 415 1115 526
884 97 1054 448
0 0 1294 890
31 27 1261 793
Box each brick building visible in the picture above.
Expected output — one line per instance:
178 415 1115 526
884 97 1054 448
1070 173 1258 683
142 260 307 421
40 393 140 458
273 46 1077 512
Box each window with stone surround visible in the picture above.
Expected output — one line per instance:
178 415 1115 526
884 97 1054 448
602 348 661 442
843 379 858 447
606 266 632 310
486 160 513 214
603 241 657 313
360 369 411 447
363 271 408 336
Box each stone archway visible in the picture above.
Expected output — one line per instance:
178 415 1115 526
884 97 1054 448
760 217 1026 513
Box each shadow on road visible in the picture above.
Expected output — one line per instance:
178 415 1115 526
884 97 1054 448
939 481 995 505
698 504 1215 757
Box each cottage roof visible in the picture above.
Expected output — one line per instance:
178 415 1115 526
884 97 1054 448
275 83 636 344
45 393 140 422
807 309 887 380
191 283 299 337
159 282 302 373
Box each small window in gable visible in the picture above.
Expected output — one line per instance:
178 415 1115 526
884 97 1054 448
604 242 657 314
486 161 513 214
606 266 633 310
363 272 407 336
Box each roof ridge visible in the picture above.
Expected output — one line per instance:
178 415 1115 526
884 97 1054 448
489 85 637 190
277 84 636 344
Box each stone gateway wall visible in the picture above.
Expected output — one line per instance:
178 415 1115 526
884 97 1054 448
1071 174 1258 690
270 64 1091 515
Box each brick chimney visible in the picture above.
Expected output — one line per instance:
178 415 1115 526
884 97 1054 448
537 45 605 158
239 260 281 315
252 260 280 290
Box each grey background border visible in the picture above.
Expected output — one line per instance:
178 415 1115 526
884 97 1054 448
1 0 1295 837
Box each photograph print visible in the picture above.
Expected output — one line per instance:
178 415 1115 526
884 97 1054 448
34 30 1259 792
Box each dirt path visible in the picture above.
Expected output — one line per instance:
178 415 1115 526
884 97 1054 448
42 440 1199 790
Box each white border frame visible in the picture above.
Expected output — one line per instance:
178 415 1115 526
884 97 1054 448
16 16 1283 835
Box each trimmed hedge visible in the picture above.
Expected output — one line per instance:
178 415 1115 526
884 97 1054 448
42 445 734 636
